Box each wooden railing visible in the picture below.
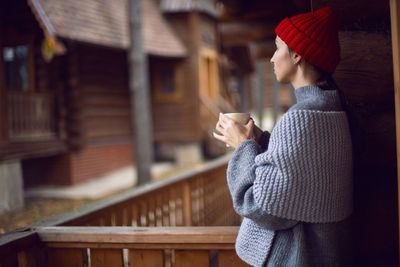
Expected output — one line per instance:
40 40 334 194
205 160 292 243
0 155 244 266
60 155 240 227
7 91 56 141
34 226 250 267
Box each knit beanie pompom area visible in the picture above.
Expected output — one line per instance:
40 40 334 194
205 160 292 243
275 6 340 74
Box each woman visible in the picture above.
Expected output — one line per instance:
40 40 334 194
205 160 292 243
213 6 353 267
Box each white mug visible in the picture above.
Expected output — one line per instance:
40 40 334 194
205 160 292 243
224 113 251 125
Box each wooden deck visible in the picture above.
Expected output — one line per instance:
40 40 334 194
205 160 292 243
0 155 249 266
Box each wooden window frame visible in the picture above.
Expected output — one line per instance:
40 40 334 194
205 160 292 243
2 34 35 93
198 48 219 101
152 61 183 103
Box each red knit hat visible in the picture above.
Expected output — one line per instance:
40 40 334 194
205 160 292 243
275 6 340 73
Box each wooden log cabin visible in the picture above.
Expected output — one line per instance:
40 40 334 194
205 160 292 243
1 0 400 266
0 0 235 188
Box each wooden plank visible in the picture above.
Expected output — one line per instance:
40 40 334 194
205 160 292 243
218 251 251 267
132 203 139 226
390 0 400 259
147 196 156 226
91 249 123 267
41 242 234 250
111 212 117 226
182 181 193 226
121 206 129 226
174 185 184 226
115 209 124 226
47 248 84 267
129 249 164 267
198 176 205 226
37 226 239 244
139 200 148 226
169 187 177 226
175 250 209 267
162 189 170 226
155 193 163 226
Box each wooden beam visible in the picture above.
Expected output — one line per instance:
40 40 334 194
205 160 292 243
389 0 400 258
36 226 239 246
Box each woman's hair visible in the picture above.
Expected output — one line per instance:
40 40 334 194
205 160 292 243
288 46 339 91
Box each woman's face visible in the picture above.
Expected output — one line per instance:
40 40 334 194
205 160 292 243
270 36 296 83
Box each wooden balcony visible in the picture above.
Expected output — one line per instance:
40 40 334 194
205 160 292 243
0 155 250 266
7 91 56 141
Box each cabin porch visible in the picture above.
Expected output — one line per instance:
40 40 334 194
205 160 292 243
0 156 253 266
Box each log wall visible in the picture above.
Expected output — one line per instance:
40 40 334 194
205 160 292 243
76 43 131 146
334 28 398 265
152 12 203 144
150 57 201 143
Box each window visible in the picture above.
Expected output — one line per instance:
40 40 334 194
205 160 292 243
152 61 183 102
159 69 175 94
3 44 31 91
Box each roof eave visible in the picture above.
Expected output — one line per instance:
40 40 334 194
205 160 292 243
27 0 66 54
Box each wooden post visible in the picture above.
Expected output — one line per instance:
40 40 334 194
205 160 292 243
128 0 153 185
182 181 193 226
390 0 400 258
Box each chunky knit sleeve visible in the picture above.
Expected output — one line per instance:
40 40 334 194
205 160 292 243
227 139 298 231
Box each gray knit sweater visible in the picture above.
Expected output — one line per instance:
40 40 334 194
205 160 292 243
227 85 353 267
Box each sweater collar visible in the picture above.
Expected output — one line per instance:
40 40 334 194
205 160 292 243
294 85 341 107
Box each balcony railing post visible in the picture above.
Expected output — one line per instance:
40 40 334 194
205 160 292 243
182 181 193 226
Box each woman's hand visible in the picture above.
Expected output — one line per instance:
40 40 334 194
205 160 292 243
213 113 256 149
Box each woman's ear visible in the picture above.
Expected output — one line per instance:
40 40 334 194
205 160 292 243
291 51 302 65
